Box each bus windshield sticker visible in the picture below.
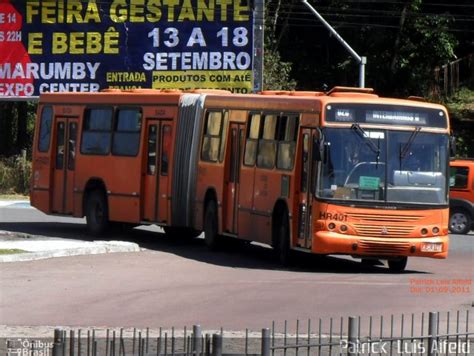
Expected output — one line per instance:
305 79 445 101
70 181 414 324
359 176 380 190
367 131 385 139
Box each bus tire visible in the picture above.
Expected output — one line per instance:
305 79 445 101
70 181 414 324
388 257 407 272
204 200 220 250
86 190 110 236
275 214 292 266
449 209 471 235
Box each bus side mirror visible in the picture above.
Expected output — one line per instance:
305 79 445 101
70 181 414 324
449 136 457 159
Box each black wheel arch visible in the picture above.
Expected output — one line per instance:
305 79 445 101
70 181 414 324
449 198 474 219
272 199 290 247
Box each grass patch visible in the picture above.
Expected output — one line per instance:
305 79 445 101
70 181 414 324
0 194 29 200
0 249 27 255
0 155 31 196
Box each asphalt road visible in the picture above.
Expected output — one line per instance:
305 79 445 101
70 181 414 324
0 207 473 332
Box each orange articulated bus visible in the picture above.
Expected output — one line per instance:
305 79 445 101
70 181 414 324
31 87 452 271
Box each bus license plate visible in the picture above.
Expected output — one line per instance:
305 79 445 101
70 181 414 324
421 243 442 252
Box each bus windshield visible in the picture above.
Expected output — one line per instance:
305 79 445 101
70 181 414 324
317 128 449 205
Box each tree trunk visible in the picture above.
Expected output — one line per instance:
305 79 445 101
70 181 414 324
390 1 411 72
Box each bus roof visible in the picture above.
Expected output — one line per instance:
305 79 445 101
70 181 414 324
38 87 448 113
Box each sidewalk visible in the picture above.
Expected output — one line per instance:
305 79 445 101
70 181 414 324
0 231 141 263
0 200 31 208
0 200 141 263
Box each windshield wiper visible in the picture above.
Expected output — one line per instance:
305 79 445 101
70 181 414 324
400 127 421 159
351 123 381 167
351 122 380 151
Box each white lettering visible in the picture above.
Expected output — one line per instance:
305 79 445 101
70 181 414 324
142 52 252 71
0 62 101 80
186 27 206 47
39 82 100 93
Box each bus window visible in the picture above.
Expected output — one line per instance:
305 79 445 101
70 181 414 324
257 114 278 169
38 106 53 152
244 114 261 166
277 115 299 170
301 134 309 192
67 122 77 170
218 111 229 162
81 107 113 155
147 125 157 175
201 111 222 162
161 124 171 175
112 108 142 156
55 122 65 169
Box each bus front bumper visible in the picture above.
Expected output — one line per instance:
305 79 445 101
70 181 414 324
313 231 449 259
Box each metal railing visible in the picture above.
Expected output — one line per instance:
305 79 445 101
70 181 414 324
432 54 474 98
3 310 472 355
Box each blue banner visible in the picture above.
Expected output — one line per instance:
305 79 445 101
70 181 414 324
0 0 254 97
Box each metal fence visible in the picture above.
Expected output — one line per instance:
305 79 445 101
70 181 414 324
432 54 474 98
3 310 473 356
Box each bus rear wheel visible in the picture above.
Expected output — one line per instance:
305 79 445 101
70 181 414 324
204 200 220 250
388 257 407 272
86 190 110 236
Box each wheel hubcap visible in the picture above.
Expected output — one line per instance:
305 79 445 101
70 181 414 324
450 213 467 232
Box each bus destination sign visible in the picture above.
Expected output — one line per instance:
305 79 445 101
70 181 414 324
326 104 447 128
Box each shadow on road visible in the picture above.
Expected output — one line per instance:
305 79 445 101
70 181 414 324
0 220 429 275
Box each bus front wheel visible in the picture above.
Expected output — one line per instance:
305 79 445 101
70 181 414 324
449 209 472 235
204 200 220 250
388 257 407 272
86 190 110 236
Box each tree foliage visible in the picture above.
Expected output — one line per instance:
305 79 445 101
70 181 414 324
268 0 471 96
0 1 472 157
263 0 297 90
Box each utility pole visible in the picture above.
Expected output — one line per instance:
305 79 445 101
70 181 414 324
301 0 367 88
253 0 265 92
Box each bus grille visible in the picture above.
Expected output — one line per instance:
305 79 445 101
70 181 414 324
353 224 415 237
359 240 410 255
347 213 424 222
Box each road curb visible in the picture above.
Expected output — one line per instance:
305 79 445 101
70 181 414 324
0 241 141 263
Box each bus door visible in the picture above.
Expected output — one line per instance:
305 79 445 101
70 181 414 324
223 123 244 234
143 120 172 223
297 128 319 249
52 118 78 214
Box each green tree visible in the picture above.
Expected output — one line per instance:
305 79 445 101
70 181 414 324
269 0 465 96
264 0 297 90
